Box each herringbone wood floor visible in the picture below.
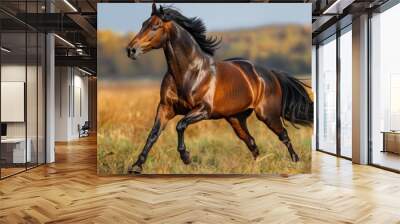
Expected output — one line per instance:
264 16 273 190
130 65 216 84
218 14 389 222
1 136 400 224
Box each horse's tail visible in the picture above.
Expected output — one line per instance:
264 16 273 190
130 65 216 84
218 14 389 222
273 70 314 126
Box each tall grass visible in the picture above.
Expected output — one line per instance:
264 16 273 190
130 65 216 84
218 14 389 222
98 81 312 175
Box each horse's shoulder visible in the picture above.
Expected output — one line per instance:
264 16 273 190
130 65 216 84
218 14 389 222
160 73 178 99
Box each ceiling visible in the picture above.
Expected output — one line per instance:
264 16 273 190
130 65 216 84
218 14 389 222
310 0 390 43
0 0 394 74
0 0 98 74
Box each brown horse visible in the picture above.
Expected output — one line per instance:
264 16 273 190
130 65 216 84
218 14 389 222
126 4 313 174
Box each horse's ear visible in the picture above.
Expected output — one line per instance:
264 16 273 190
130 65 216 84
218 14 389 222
159 5 164 15
152 3 157 15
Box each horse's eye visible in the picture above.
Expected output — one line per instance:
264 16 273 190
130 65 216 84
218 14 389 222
151 25 158 31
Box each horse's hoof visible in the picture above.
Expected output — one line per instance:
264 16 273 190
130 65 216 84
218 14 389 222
291 154 300 162
181 151 191 165
128 164 142 174
252 151 260 160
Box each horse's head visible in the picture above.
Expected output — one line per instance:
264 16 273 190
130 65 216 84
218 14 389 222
127 4 171 60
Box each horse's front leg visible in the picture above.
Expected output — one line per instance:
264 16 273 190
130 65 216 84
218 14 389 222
176 105 209 165
129 103 175 174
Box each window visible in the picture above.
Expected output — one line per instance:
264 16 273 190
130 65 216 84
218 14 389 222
370 3 400 171
317 36 337 154
339 27 352 158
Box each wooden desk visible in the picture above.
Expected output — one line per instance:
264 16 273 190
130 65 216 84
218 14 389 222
382 131 400 154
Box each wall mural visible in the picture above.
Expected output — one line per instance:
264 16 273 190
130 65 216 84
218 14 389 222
97 3 313 175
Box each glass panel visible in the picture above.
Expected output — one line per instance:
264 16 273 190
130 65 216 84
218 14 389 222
1 30 27 177
38 33 45 165
0 1 46 178
371 4 400 171
317 36 337 154
26 0 39 169
312 45 317 151
339 28 352 158
27 31 38 169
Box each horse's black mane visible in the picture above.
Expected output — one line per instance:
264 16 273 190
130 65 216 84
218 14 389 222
156 6 221 56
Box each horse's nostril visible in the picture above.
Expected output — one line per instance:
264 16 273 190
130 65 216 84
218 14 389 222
127 48 136 58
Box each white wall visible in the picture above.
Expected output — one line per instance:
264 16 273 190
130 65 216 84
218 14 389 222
1 82 25 122
72 72 89 138
1 65 26 131
55 66 70 141
1 64 26 81
55 67 89 141
1 65 38 138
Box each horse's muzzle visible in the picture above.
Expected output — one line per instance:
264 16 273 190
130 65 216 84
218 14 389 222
126 47 137 60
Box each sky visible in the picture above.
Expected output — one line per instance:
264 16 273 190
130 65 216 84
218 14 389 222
98 3 311 34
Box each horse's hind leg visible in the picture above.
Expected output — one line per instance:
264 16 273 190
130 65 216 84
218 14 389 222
226 113 259 160
255 109 299 162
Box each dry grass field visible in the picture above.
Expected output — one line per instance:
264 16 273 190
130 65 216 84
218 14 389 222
98 81 312 175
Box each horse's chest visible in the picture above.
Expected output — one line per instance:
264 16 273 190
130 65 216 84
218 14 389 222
175 87 206 110
178 71 213 106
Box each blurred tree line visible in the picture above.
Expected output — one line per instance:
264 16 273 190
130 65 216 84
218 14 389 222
98 24 311 80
